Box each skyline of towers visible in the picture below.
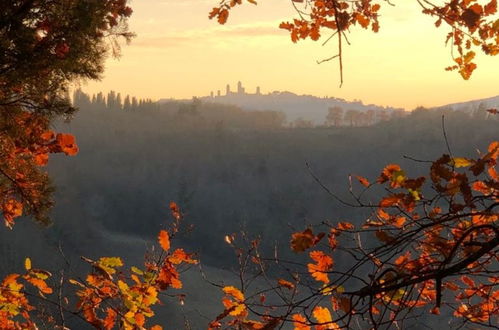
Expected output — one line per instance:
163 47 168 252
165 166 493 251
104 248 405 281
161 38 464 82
212 81 261 98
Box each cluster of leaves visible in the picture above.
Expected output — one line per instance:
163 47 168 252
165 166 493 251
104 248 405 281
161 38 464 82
424 0 499 79
209 141 498 329
209 0 499 82
0 202 197 329
0 258 52 328
0 111 78 227
0 0 134 226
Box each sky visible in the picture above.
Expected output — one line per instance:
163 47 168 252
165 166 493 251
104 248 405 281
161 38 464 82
81 0 499 110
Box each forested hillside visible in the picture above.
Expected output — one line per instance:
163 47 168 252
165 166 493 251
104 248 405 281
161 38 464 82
1 94 496 327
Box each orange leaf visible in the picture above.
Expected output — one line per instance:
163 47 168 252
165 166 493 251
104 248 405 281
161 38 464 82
377 164 401 184
379 195 402 208
355 175 370 187
394 251 410 266
103 308 117 330
292 314 311 330
158 230 170 251
168 248 197 264
135 313 145 327
308 251 333 284
217 9 229 24
277 279 295 290
337 222 354 230
56 133 78 156
223 286 245 301
393 216 406 228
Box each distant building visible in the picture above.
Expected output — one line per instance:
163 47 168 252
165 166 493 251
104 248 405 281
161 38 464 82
237 81 245 94
256 86 261 95
210 91 214 98
226 84 230 95
217 90 221 97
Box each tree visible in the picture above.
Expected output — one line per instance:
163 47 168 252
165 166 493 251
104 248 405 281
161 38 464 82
326 106 343 127
209 141 499 329
0 202 197 330
293 117 314 128
123 95 131 111
0 0 133 227
1 1 498 329
210 0 499 83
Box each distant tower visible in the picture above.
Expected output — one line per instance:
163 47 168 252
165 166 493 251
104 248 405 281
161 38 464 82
210 91 214 98
237 81 243 94
256 86 261 95
217 90 221 97
226 84 230 95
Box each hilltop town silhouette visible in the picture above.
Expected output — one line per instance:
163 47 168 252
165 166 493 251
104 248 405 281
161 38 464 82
195 81 405 124
209 81 261 98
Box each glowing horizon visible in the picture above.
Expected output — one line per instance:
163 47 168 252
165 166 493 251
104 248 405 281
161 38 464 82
79 0 499 111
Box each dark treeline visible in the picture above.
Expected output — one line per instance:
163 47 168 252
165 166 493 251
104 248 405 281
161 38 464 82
73 89 286 129
0 93 497 327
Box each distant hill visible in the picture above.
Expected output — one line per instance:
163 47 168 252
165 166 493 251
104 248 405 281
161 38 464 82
160 90 404 124
435 95 499 113
159 87 499 124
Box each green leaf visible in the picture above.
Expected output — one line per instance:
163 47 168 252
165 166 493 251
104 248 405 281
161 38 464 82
98 257 123 268
131 266 144 275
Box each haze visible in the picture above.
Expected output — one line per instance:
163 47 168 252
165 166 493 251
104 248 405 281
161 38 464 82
82 0 499 110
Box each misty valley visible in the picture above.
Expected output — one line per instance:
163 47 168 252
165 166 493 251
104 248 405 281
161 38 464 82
1 91 497 328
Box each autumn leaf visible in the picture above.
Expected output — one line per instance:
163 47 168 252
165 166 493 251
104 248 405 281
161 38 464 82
290 228 324 252
217 9 229 24
377 164 402 184
169 201 181 220
277 279 295 290
375 230 394 244
168 248 197 264
313 306 339 329
394 251 411 267
158 230 170 251
24 258 32 271
56 133 78 156
337 222 354 230
393 216 406 228
292 314 311 330
451 157 474 167
308 250 333 284
379 195 402 208
103 308 117 330
355 175 370 187
223 286 245 301
25 276 52 294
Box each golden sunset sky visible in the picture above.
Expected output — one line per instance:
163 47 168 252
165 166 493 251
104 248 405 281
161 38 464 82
82 0 499 110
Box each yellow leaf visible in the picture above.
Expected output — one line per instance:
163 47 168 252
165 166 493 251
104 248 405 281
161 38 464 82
131 266 144 275
451 157 474 168
118 280 130 294
99 257 123 268
223 286 244 301
31 269 51 280
24 257 31 271
69 278 84 287
229 303 246 316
